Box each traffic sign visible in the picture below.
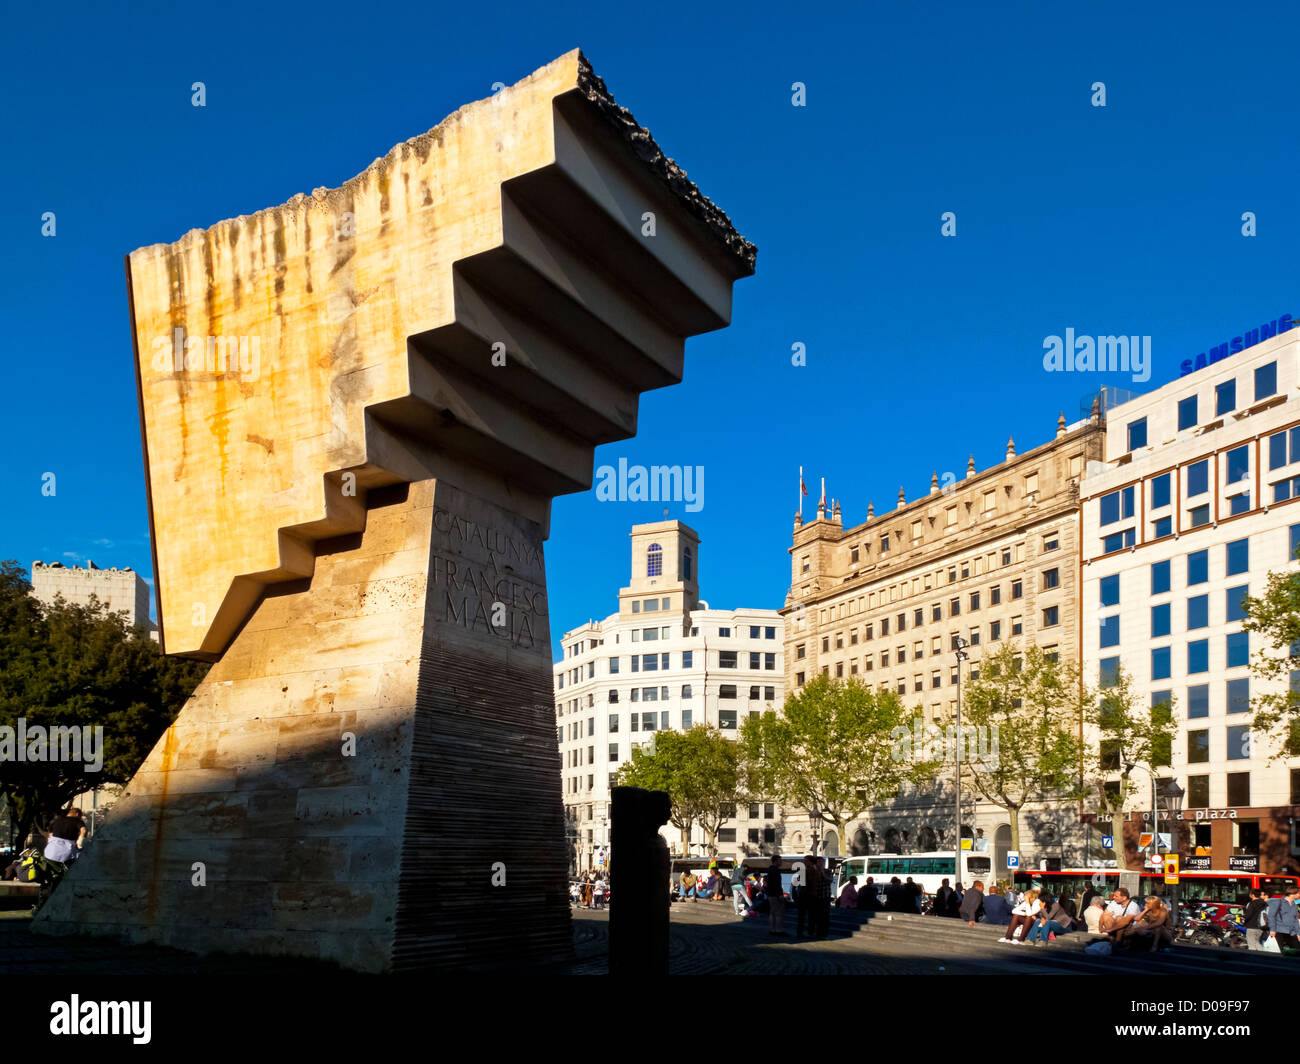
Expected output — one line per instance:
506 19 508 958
1101 835 1114 849
1164 855 1179 884
1148 853 1163 869
1007 851 1019 868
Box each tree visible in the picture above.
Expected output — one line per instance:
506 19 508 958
1085 663 1178 822
738 674 934 858
0 561 209 848
616 725 743 856
1240 552 1300 757
961 642 1088 862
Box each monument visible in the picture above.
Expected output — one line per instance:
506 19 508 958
33 50 755 971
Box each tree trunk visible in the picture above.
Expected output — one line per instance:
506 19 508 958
1008 803 1022 885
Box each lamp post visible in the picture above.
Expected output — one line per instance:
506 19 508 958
810 807 822 857
953 637 970 884
1156 778 1185 919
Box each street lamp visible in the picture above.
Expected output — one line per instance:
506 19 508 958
1156 778 1185 919
809 807 822 857
953 636 970 885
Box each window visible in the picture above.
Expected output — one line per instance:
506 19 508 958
990 585 1001 606
1226 585 1249 622
766 626 776 640
749 652 760 669
1226 724 1251 761
969 591 981 610
681 684 692 699
1226 538 1249 575
764 686 775 700
881 618 890 637
1256 361 1278 400
1043 534 1059 552
949 598 960 617
801 556 810 573
765 653 776 671
880 534 890 554
1151 603 1171 638
1100 486 1136 526
1187 683 1209 719
990 620 1001 641
1188 639 1209 674
1187 594 1209 629
1100 615 1120 647
1151 473 1171 509
913 609 923 627
1292 523 1300 560
719 627 731 638
1226 445 1250 486
1188 550 1209 585
1229 494 1251 516
1216 378 1236 416
1103 528 1136 552
1042 606 1059 627
682 650 693 668
931 604 942 622
643 599 659 612
719 684 737 699
1151 646 1171 681
609 690 619 703
608 743 619 763
1188 460 1209 497
719 710 737 730
750 625 761 639
1128 417 1148 451
1152 560 1171 594
1011 579 1023 599
850 546 860 565
647 542 663 577
1188 505 1210 529
1188 775 1210 807
1099 574 1119 607
719 651 737 668
749 685 761 700
897 613 907 632
642 711 657 731
1226 631 1249 668
1177 395 1198 431
1188 730 1210 764
1100 656 1121 688
1227 677 1250 715
1154 516 1172 537
1041 568 1059 590
1011 616 1023 637
1227 772 1251 807
642 628 658 641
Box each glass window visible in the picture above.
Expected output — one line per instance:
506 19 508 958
1227 772 1251 806
682 650 693 668
1100 615 1120 648
1042 606 1059 627
1270 430 1289 470
1229 493 1251 516
1187 594 1209 629
1103 529 1136 553
647 542 663 577
1151 603 1171 638
1188 460 1209 497
1152 473 1171 509
1100 486 1136 526
1187 684 1209 719
1188 775 1210 807
1226 585 1248 622
1012 579 1023 599
1188 505 1210 529
1188 730 1210 764
1291 523 1300 561
1153 516 1172 537
1100 574 1119 606
719 710 737 730
1128 418 1148 451
1227 677 1250 715
1188 639 1209 674
1177 395 1198 430
1188 550 1209 585
1226 631 1249 668
1256 361 1278 400
1151 646 1171 680
1152 560 1171 595
1226 724 1251 761
1100 656 1121 688
1226 538 1249 576
1226 445 1250 485
1216 378 1236 416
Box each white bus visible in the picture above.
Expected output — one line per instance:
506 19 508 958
832 851 993 900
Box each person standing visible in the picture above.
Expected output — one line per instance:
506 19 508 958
795 854 818 936
904 876 923 914
959 880 985 926
592 874 606 909
1243 888 1269 951
934 878 954 917
43 808 85 864
765 855 787 936
814 856 832 937
731 862 749 916
947 882 964 919
1266 884 1300 953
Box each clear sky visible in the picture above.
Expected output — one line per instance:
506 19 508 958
4 0 1298 659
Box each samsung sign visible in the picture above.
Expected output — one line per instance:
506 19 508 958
1179 313 1293 377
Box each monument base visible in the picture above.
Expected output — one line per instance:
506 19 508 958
35 479 571 972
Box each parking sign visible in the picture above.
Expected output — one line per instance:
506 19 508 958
1007 851 1019 868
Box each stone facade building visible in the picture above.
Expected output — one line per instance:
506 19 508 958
554 521 785 872
781 413 1105 874
30 559 154 635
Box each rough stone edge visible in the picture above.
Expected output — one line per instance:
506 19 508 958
128 50 757 275
573 50 757 275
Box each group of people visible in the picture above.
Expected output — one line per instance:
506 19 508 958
1242 884 1300 952
570 872 608 909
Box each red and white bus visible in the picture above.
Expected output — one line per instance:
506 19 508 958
1013 867 1299 905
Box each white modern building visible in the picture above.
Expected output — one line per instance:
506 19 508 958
554 521 784 872
1081 323 1300 877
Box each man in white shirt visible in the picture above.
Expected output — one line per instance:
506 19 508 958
1099 887 1140 935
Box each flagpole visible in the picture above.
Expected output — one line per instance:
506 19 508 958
798 465 803 519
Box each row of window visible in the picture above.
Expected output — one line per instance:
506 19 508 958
1100 586 1250 647
1125 359 1279 451
1099 539 1253 607
1100 632 1250 684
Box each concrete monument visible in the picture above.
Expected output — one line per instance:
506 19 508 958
34 50 754 971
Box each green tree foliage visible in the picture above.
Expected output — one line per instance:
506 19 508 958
738 674 933 856
962 642 1089 857
1241 553 1300 757
0 561 209 848
616 724 742 854
1085 663 1178 817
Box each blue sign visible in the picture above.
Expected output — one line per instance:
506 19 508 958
1102 835 1114 849
1179 313 1292 377
1007 854 1019 868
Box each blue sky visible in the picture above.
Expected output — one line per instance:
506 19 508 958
3 0 1298 658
